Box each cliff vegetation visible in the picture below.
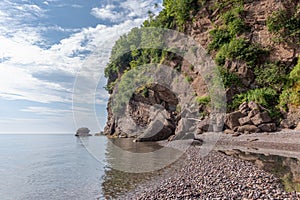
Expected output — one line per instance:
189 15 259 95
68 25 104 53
104 0 300 138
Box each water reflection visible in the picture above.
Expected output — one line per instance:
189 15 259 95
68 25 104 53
219 149 300 192
108 138 163 153
102 138 186 199
104 138 184 173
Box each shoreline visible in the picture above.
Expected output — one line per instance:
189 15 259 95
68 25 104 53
118 130 300 199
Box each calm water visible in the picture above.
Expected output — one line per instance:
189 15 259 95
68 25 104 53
0 134 182 200
4 134 298 199
0 134 107 200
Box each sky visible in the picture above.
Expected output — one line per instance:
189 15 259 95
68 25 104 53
0 0 162 133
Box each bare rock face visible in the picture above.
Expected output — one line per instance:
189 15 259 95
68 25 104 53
104 83 179 141
225 87 237 104
295 122 300 131
238 116 253 126
239 102 250 115
237 65 255 87
251 112 272 126
136 118 173 142
176 118 197 135
248 109 260 118
281 107 300 129
225 111 246 130
197 118 211 134
224 129 235 134
75 127 91 137
248 101 260 111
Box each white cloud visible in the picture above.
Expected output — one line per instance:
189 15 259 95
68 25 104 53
91 0 162 23
0 0 161 132
91 5 124 22
40 25 81 33
0 17 146 104
21 106 71 116
71 4 83 8
120 0 157 18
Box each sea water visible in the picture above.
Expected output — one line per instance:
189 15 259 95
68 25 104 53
0 134 178 200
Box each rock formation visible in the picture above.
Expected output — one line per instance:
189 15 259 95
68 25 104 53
103 0 300 140
75 127 92 137
224 101 277 134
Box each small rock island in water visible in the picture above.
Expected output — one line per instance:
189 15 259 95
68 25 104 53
75 127 92 137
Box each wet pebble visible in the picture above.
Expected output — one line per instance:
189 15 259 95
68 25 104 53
120 147 300 199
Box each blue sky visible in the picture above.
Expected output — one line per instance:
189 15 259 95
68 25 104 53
0 0 162 133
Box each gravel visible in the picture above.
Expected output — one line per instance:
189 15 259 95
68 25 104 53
119 146 300 200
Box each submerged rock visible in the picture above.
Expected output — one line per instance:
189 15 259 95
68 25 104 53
75 127 92 137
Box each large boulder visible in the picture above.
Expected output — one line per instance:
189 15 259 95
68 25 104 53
238 116 252 126
136 107 176 142
196 118 211 134
176 118 197 135
225 111 246 130
280 119 296 129
248 101 260 111
136 118 173 142
251 112 272 125
239 102 250 115
280 107 300 129
248 109 260 118
75 127 92 137
258 123 277 132
237 125 260 134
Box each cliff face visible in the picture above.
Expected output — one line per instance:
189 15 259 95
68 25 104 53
104 0 300 139
105 83 179 139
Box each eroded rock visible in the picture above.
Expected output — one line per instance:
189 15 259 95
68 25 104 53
238 116 253 126
75 127 91 137
251 112 272 126
237 125 260 134
225 111 246 130
258 123 277 132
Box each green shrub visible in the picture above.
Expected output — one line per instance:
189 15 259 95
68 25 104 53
208 4 246 52
195 96 210 105
279 57 300 109
267 9 300 44
163 0 199 31
232 87 278 109
222 5 246 36
208 29 231 51
218 66 241 88
227 17 246 36
254 63 287 90
215 38 267 67
211 0 244 11
185 75 193 83
289 58 300 83
215 43 229 65
136 85 150 98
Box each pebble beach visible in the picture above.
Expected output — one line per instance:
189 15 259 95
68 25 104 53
120 145 300 199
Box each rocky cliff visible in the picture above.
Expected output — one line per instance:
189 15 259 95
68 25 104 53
104 0 300 140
